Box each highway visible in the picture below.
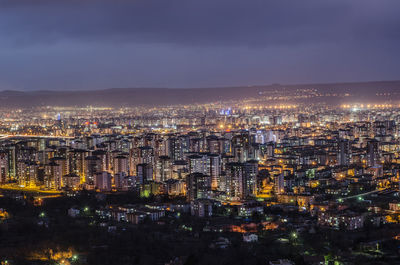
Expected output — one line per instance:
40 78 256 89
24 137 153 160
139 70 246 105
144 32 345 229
0 134 74 139
337 188 391 202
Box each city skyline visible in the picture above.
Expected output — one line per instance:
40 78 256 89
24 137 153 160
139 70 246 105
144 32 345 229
1 100 400 264
1 1 400 265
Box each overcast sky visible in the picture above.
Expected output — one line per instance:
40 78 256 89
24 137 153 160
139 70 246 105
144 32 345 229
0 0 399 90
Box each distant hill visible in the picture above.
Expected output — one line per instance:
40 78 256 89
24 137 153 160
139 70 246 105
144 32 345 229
0 80 400 107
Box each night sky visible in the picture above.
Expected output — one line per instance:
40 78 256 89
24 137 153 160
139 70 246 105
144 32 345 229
0 0 399 90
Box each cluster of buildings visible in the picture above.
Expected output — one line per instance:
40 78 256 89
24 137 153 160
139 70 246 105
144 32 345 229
0 105 400 229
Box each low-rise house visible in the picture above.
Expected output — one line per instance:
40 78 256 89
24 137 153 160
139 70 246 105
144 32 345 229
243 233 258 242
68 207 80 218
191 199 213 217
238 201 264 217
318 210 365 230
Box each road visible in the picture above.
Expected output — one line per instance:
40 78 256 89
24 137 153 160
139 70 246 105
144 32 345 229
0 134 74 139
337 188 390 202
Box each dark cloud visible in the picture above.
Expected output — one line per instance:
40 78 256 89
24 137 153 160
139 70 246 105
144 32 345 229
0 0 399 90
1 0 399 47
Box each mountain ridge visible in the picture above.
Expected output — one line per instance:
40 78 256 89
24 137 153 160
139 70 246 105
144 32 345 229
1 80 400 107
